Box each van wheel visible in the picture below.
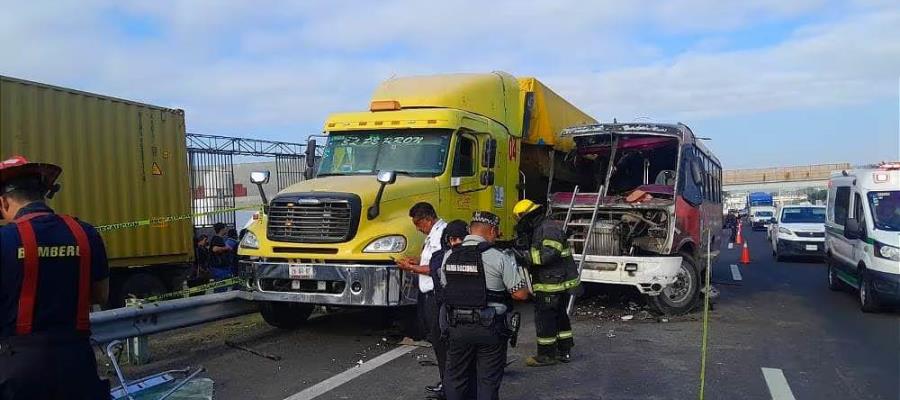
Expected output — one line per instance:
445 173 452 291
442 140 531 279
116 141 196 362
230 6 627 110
826 256 846 291
858 268 882 313
649 254 700 315
260 302 314 329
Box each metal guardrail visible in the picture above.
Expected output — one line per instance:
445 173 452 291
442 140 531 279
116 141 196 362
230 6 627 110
90 291 258 343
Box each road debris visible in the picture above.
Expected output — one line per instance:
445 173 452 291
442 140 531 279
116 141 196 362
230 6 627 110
224 341 282 361
621 315 634 321
606 329 616 338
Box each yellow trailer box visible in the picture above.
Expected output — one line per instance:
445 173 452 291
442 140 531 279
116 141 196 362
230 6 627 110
519 77 597 152
0 75 193 269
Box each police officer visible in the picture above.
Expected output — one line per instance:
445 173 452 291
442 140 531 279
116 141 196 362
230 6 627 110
512 199 580 367
439 211 529 400
0 156 110 399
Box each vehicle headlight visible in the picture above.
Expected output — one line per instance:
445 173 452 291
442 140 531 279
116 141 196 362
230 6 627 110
777 227 793 236
240 231 259 250
875 241 900 261
363 235 406 253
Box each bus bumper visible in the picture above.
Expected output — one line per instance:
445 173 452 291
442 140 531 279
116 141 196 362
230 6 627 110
574 255 682 295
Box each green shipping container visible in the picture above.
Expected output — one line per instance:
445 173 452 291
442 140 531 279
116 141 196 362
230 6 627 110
1 75 193 269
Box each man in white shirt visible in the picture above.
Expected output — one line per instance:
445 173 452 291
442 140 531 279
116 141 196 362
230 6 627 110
397 202 447 397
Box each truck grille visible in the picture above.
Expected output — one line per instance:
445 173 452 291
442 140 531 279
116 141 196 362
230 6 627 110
267 196 359 243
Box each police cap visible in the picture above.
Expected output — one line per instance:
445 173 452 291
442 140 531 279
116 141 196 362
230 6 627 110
471 211 500 228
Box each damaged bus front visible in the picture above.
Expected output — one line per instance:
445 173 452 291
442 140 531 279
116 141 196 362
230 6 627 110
547 123 722 314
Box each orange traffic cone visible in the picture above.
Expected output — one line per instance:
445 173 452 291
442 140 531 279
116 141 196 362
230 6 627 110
735 223 743 245
740 242 751 264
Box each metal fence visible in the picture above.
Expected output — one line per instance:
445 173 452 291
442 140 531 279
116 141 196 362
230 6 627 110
186 133 316 229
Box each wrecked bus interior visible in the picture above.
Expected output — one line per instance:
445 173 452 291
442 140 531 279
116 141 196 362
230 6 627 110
539 123 722 315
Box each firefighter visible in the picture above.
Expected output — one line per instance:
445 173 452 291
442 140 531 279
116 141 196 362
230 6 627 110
512 199 580 367
0 155 110 399
439 211 529 400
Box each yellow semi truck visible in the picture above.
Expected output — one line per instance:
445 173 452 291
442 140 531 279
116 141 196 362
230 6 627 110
238 72 600 327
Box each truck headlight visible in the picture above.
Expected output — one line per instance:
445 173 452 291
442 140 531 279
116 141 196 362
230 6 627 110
240 231 260 250
363 235 406 253
875 241 900 261
777 227 794 236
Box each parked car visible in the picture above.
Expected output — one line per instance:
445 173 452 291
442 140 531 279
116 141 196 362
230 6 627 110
825 162 900 312
769 204 826 261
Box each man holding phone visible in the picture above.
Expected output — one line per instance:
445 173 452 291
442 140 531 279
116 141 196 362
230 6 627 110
397 202 447 397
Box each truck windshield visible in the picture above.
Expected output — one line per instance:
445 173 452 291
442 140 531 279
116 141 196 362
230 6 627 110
867 191 900 231
317 129 452 177
780 207 825 223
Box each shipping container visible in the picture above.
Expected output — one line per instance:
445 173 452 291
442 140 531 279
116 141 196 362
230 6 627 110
1 75 193 302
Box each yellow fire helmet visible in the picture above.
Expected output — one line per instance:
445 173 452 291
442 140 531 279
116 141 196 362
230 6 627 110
512 199 541 220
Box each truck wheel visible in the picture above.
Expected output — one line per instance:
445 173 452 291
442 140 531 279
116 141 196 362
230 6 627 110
113 273 168 307
649 254 700 315
826 257 846 291
858 268 882 313
260 302 314 329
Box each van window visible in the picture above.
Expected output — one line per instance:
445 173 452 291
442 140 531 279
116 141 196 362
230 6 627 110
452 135 476 177
833 186 851 226
854 193 866 232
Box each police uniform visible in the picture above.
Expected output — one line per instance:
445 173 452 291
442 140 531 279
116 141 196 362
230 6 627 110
0 157 110 399
439 212 526 400
513 200 580 365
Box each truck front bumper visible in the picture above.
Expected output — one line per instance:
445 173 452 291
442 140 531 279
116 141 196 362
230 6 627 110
776 238 825 257
573 255 682 296
240 260 417 306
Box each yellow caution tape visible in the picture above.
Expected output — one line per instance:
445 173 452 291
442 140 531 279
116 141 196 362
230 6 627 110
94 205 263 233
140 277 244 303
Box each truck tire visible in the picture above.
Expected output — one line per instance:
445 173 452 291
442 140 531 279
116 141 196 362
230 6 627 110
858 267 882 313
826 256 846 291
112 272 168 307
260 302 314 329
649 254 701 315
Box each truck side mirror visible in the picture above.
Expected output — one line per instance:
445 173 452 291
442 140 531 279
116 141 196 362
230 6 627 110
305 139 317 168
250 171 270 209
304 139 317 180
844 218 861 240
482 138 497 168
368 170 397 220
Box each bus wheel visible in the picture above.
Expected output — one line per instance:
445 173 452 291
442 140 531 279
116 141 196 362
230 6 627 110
260 302 314 329
649 254 701 315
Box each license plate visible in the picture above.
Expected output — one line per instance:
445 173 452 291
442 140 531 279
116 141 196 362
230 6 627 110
805 245 818 251
289 265 314 278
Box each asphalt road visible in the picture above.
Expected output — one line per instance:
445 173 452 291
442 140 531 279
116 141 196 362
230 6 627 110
109 229 900 399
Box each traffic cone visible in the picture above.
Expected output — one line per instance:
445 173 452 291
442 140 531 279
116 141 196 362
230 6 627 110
740 242 751 264
735 223 744 245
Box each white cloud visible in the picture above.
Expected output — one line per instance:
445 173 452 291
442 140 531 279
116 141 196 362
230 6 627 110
0 0 896 140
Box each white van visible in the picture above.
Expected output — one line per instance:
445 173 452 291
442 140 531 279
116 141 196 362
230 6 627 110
749 206 776 231
769 204 826 261
825 163 900 312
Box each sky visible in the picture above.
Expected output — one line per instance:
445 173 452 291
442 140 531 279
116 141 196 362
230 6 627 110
1 0 897 169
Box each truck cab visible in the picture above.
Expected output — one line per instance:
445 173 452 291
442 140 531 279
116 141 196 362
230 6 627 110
238 72 597 327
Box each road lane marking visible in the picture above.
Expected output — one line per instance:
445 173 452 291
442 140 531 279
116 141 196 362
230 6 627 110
728 242 734 249
284 345 416 400
730 264 743 281
761 368 797 400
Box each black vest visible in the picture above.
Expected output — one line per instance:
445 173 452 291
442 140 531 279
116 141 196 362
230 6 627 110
443 243 510 309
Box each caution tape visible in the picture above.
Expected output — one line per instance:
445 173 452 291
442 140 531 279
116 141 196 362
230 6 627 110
139 277 244 303
94 205 262 233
